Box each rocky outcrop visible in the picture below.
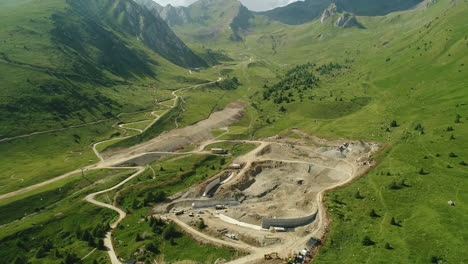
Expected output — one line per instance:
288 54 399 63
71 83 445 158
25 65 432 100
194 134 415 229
320 3 337 23
102 0 206 68
335 12 365 28
158 4 190 27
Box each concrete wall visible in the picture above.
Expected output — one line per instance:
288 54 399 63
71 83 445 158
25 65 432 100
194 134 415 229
261 210 318 229
203 178 221 197
192 199 240 209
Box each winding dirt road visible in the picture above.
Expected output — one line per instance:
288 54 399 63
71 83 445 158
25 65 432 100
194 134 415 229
0 77 227 264
84 167 145 264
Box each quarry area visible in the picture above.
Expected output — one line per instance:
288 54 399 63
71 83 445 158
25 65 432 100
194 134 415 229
153 131 380 263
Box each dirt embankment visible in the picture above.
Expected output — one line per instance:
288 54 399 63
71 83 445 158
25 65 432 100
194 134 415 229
100 102 245 166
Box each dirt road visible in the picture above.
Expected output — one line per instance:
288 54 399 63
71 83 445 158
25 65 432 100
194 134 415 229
0 78 223 201
84 166 145 264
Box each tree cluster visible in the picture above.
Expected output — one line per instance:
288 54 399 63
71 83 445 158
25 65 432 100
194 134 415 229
216 77 240 90
262 63 319 102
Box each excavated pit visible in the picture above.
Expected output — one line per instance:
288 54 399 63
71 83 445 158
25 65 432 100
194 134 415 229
155 134 380 255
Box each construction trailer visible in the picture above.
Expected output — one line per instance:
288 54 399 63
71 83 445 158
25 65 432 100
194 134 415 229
211 148 228 154
228 163 242 169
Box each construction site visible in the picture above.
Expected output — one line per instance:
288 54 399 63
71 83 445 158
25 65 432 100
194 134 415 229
153 131 380 264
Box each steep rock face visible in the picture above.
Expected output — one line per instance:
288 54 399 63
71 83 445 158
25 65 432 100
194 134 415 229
159 4 190 26
138 0 254 42
261 0 424 25
335 12 364 28
259 0 333 25
134 0 190 27
69 0 206 68
229 5 255 41
321 3 338 23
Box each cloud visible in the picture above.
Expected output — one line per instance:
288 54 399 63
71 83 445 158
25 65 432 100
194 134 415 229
242 0 304 11
151 0 303 11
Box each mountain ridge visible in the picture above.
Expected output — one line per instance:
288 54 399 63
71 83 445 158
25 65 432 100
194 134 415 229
259 0 425 25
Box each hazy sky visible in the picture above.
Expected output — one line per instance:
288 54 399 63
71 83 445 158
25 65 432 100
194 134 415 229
152 0 303 11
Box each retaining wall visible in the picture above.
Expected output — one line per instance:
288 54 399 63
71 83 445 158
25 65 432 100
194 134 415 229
192 199 240 209
261 210 318 229
203 178 221 197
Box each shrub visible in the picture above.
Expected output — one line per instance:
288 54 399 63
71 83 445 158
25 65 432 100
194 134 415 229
198 219 207 230
431 256 444 263
162 223 179 240
369 209 380 218
390 217 401 227
135 233 143 242
146 242 160 254
389 181 401 190
97 239 105 250
362 236 375 246
355 191 364 199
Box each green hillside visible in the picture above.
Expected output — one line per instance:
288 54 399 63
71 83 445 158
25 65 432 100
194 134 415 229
0 0 467 263
217 0 467 262
0 0 206 138
153 0 467 262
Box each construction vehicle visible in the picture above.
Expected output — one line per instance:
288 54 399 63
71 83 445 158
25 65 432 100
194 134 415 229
264 252 281 260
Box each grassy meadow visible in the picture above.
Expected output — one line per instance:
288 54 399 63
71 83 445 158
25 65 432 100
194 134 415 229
0 0 466 263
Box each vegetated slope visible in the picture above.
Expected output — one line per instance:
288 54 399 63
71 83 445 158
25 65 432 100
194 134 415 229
259 0 424 25
137 0 254 42
237 0 467 262
0 0 205 138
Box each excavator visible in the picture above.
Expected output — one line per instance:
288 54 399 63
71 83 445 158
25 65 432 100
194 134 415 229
264 252 282 260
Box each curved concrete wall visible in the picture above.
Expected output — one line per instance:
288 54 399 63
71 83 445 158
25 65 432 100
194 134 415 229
203 178 221 197
261 211 318 229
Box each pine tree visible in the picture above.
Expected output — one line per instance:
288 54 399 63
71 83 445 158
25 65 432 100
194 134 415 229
362 236 375 246
97 239 105 250
355 191 364 199
369 209 379 218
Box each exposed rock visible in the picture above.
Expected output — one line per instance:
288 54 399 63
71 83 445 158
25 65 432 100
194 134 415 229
159 4 190 27
335 13 365 29
214 259 227 264
424 0 438 8
102 0 206 68
320 3 337 23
